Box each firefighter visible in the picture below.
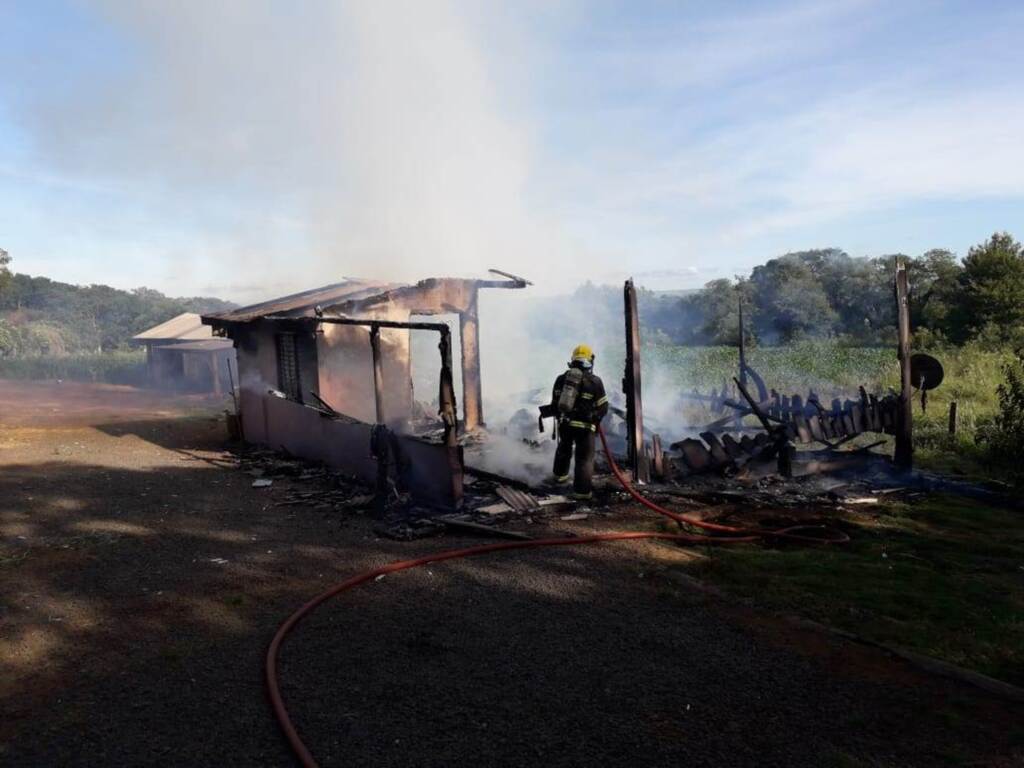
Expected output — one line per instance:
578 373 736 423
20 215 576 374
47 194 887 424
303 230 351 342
549 344 608 500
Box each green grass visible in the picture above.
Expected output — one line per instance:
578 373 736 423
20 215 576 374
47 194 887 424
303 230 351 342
647 341 898 394
680 495 1024 686
0 350 147 386
647 340 1011 405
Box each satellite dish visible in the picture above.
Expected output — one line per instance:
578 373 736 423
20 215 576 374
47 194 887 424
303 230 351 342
910 353 944 391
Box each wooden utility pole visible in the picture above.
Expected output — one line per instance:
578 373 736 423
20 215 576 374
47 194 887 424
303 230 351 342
894 259 914 469
623 279 648 482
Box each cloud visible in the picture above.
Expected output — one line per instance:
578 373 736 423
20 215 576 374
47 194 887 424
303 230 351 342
682 84 1024 245
535 1 1024 270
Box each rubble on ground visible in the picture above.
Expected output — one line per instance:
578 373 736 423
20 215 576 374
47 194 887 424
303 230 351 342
231 432 1017 546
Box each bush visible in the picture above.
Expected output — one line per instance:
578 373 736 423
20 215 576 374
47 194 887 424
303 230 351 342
971 323 1024 352
978 351 1024 464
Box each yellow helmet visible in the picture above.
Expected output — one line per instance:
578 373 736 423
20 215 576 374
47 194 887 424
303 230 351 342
571 343 594 363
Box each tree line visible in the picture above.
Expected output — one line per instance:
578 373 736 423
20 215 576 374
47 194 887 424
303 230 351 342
631 231 1024 347
3 230 1021 358
0 250 234 357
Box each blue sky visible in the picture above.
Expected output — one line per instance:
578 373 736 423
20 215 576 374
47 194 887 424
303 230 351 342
1 1 1022 301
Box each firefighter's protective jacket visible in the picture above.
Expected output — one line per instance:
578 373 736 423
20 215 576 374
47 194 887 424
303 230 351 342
550 367 609 431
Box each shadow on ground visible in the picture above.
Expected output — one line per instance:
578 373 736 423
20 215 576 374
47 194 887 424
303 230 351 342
1 417 1022 767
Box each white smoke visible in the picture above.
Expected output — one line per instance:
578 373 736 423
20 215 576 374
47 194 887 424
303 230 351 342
23 1 580 300
17 3 712 455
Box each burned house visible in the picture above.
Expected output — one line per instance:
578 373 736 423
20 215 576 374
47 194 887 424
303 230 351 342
201 274 529 509
133 313 236 394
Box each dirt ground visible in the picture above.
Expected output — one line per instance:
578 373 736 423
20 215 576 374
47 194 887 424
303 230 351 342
0 380 224 427
2 380 1023 767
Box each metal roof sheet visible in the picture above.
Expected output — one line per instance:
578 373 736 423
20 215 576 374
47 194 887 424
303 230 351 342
202 279 403 324
133 313 212 342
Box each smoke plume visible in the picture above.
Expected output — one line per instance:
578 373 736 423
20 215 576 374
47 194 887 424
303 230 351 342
23 1 576 299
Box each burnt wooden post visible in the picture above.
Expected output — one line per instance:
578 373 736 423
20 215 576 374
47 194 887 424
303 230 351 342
737 294 747 429
368 324 385 425
651 434 664 480
437 326 463 507
367 324 388 515
437 328 459 448
738 294 747 389
894 259 914 469
778 442 794 478
459 286 483 431
948 401 958 435
623 279 648 482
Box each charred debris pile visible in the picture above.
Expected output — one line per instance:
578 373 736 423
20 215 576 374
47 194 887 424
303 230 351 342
235 445 583 541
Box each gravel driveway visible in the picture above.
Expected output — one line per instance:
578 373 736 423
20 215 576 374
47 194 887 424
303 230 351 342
1 384 1021 766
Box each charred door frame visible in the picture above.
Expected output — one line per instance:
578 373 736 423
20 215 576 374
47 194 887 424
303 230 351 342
295 315 459 445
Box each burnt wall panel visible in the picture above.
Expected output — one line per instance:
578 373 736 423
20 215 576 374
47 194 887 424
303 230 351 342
261 395 377 482
258 395 461 508
393 437 463 508
238 389 267 443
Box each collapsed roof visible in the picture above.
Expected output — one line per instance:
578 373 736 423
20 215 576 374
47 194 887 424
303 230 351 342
202 280 403 324
203 274 529 328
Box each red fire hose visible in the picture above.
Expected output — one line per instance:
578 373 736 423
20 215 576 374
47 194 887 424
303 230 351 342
266 424 848 767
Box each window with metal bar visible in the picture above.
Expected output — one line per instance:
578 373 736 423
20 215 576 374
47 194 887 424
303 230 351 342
275 333 302 401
